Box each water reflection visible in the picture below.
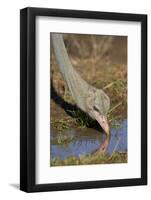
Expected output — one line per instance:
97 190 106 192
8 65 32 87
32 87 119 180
51 119 127 160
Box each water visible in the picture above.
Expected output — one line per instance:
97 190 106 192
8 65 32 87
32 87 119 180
51 119 127 160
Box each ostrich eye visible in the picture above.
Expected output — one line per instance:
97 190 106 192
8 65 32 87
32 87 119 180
93 105 99 112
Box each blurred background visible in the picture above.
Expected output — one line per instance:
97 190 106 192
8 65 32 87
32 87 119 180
51 33 127 127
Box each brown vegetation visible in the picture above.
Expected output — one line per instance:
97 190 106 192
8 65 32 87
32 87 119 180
51 33 127 131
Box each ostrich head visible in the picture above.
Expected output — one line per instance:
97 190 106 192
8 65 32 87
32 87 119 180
86 88 110 136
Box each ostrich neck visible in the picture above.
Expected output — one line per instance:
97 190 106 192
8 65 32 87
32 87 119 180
51 33 90 110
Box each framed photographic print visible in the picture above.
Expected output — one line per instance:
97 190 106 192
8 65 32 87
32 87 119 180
20 7 147 192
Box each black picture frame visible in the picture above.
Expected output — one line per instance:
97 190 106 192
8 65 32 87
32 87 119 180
20 7 147 192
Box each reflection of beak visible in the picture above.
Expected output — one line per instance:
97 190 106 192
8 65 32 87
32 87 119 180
93 111 110 136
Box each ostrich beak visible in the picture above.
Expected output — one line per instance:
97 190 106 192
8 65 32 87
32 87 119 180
93 111 110 136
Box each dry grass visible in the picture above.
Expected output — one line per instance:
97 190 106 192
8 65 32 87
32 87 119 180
51 33 127 131
51 152 127 166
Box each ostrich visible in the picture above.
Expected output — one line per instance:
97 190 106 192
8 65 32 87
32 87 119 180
51 33 111 153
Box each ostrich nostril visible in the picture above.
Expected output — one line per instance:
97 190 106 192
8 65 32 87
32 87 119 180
93 105 99 112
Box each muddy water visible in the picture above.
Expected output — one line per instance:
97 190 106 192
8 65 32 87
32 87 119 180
51 120 127 160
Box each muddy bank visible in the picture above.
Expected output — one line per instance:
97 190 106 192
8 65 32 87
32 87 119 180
50 34 127 166
51 33 127 131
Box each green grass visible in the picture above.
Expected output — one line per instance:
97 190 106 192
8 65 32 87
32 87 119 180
67 109 95 128
51 132 75 145
51 118 74 132
51 152 127 166
51 78 127 133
